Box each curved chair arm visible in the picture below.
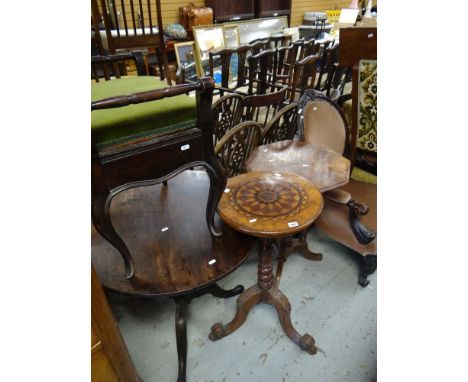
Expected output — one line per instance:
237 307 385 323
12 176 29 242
214 121 263 177
261 102 298 144
323 189 376 245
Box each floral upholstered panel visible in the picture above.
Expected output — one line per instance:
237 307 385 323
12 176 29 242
357 59 377 152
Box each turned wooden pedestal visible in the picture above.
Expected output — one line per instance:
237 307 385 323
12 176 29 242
209 171 324 354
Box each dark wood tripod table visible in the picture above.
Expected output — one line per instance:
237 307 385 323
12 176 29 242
209 171 324 354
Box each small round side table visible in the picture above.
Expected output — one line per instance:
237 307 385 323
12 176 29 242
209 171 324 354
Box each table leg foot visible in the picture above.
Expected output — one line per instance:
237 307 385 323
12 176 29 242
268 287 317 355
209 285 262 341
296 229 322 261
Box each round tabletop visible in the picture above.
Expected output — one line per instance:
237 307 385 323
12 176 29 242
218 171 323 238
92 170 256 297
245 140 350 192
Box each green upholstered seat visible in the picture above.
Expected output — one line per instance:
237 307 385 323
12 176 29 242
91 76 196 148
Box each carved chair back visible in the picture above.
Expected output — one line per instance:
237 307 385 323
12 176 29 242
315 42 338 90
301 38 317 59
298 89 350 157
91 51 147 82
243 87 287 129
288 54 320 102
324 63 352 100
249 39 269 55
236 44 252 89
212 94 245 146
209 48 235 94
276 44 294 85
214 121 262 177
261 103 299 145
247 49 279 95
268 34 292 50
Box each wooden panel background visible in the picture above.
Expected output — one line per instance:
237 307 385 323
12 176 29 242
100 1 370 30
162 0 354 27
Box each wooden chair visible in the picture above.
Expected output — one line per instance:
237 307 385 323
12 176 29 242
243 87 288 128
261 103 299 144
91 51 146 82
268 34 292 49
208 44 253 95
315 42 339 91
300 38 317 60
249 38 269 55
92 53 225 280
214 121 262 177
91 0 171 84
212 93 244 146
209 48 234 96
275 44 295 85
287 54 320 103
247 49 281 95
298 89 377 286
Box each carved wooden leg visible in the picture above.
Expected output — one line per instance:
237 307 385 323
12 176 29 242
296 229 323 261
92 193 135 279
209 284 262 341
358 254 377 287
275 231 322 283
268 287 318 355
206 283 244 298
174 297 190 382
275 236 291 284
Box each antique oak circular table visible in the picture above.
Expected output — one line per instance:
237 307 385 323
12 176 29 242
92 170 256 382
209 171 324 355
245 140 351 281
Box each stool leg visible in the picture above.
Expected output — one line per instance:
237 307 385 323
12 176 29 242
174 297 189 382
268 287 318 355
209 285 262 341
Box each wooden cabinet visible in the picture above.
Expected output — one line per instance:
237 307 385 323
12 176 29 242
255 0 292 25
206 0 255 23
91 265 141 382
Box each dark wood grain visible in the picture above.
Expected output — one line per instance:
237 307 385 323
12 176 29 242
92 170 256 296
92 77 226 280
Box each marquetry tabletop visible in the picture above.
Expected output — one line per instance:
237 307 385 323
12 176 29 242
218 171 324 238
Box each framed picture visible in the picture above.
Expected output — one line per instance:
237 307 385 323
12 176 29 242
174 41 198 82
224 16 288 45
223 25 240 49
193 25 226 78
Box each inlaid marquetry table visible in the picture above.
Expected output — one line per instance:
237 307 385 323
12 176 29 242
245 140 351 281
209 171 324 354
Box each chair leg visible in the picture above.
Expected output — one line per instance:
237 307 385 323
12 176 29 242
174 297 190 382
92 192 135 279
358 255 377 287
